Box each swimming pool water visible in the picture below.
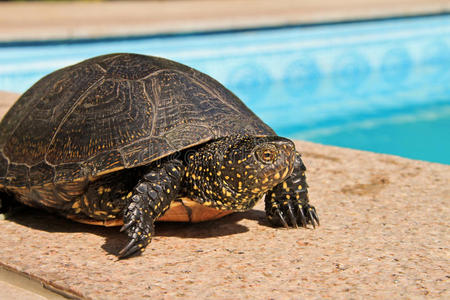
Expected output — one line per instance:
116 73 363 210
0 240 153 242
308 105 450 164
0 15 449 164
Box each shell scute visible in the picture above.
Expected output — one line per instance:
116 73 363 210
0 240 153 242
1 62 105 166
45 79 152 165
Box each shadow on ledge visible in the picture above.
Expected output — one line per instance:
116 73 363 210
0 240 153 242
4 206 268 257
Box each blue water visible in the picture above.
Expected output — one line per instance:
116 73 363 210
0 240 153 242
0 15 449 164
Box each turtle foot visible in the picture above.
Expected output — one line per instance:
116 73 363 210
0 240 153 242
264 151 319 229
266 198 319 229
119 193 154 259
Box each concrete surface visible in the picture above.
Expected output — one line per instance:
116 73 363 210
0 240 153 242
0 91 17 118
0 281 46 300
0 0 449 42
0 267 66 300
0 90 449 299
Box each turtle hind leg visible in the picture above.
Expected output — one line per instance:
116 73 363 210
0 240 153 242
119 159 184 258
265 151 319 229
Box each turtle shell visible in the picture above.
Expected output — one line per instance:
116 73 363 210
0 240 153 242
0 53 274 189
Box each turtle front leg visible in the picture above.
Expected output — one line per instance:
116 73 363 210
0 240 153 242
265 152 319 228
119 159 184 258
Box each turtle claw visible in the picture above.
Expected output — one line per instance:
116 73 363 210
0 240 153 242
296 204 318 229
276 208 290 229
299 203 319 229
118 239 144 259
120 220 133 233
266 197 319 229
297 204 307 227
308 209 316 229
287 204 298 229
309 206 320 227
119 219 153 259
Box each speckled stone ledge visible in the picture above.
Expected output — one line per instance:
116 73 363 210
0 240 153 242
0 91 449 299
0 0 449 42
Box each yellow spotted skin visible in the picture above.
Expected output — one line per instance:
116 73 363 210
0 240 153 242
182 135 296 212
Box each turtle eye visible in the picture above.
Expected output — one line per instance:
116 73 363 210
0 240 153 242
255 145 278 164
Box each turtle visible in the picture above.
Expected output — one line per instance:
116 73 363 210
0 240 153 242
0 53 319 258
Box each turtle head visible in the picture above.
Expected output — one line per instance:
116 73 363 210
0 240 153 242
218 135 296 198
